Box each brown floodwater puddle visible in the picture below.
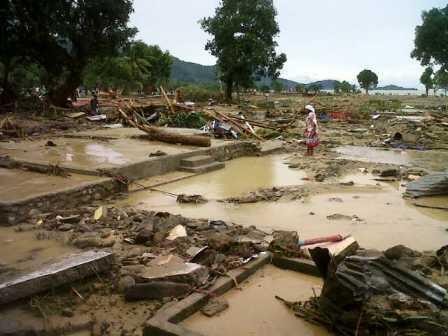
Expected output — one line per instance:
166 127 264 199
335 146 448 172
118 156 448 251
131 155 307 199
0 227 77 281
183 264 328 336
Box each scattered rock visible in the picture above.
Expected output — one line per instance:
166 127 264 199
149 150 167 157
207 232 234 251
136 255 209 286
61 308 74 318
385 245 422 260
135 226 154 244
72 233 115 248
118 275 136 292
314 173 326 182
327 214 352 221
45 140 57 147
269 230 299 256
328 197 343 203
58 223 74 231
379 168 400 178
201 299 229 317
177 194 208 204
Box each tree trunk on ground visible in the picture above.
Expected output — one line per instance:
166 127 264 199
141 127 211 147
425 87 429 96
365 88 369 95
119 108 211 147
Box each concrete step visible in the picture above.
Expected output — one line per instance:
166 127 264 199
180 155 214 168
179 161 225 174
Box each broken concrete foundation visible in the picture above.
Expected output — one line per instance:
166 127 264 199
0 250 114 305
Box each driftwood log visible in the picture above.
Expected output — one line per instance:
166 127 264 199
119 108 211 147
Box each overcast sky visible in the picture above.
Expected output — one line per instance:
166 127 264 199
130 0 446 87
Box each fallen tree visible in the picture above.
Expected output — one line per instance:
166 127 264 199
119 108 211 147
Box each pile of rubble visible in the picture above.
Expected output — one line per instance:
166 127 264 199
280 244 448 336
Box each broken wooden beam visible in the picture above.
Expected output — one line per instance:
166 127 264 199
160 86 176 115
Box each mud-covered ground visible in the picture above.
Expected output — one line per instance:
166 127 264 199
0 93 447 336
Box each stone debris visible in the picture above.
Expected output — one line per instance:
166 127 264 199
135 255 209 286
166 225 187 241
176 194 208 204
201 298 230 317
280 244 448 336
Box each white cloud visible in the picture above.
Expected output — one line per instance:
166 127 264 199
130 0 447 87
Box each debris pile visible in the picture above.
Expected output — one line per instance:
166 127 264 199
279 244 448 336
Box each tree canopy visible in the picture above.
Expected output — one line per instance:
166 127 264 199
435 69 448 94
412 5 448 71
83 42 172 94
272 80 284 93
1 0 136 106
357 69 378 94
200 0 287 101
420 67 434 96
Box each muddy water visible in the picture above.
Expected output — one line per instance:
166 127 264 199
183 264 328 336
0 227 76 281
130 155 306 199
120 156 448 251
335 146 448 172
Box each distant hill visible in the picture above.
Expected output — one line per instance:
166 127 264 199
375 84 417 91
170 56 300 89
307 79 340 90
170 57 217 84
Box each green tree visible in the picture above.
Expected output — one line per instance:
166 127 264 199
259 84 271 93
357 69 378 95
412 5 448 71
420 67 434 96
435 69 448 95
295 84 306 94
83 42 172 94
340 81 353 94
272 80 284 93
308 83 322 95
333 81 342 94
200 0 287 101
9 0 136 106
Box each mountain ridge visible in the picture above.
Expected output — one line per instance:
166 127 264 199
170 57 416 91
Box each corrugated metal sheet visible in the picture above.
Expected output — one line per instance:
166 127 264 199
335 255 448 308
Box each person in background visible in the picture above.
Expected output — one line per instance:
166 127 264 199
90 94 99 115
304 105 319 156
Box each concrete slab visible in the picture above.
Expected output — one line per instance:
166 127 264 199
144 252 272 336
0 136 197 174
0 250 114 305
259 140 284 155
0 168 108 204
0 128 254 180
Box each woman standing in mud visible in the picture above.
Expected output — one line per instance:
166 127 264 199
304 105 319 156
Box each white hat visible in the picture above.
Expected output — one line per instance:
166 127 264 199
305 105 315 113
